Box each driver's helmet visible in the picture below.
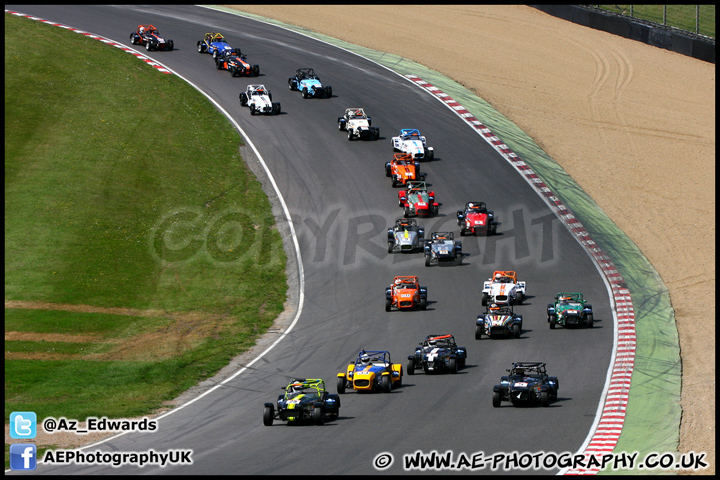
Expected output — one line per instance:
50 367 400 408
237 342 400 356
290 383 303 393
515 368 525 376
428 339 437 347
395 278 402 285
361 355 371 365
495 273 502 280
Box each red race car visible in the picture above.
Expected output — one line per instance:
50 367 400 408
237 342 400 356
130 25 174 51
398 181 439 218
456 202 497 236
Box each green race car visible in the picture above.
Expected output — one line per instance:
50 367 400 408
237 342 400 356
547 292 594 329
263 378 340 426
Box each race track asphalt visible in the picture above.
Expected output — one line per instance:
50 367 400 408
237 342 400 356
7 5 614 475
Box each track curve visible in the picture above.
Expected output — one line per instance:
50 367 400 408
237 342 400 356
7 5 615 475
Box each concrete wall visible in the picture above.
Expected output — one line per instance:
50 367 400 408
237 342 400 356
531 5 715 64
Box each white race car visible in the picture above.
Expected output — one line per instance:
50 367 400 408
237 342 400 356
482 270 526 306
239 84 281 115
391 128 434 161
337 108 379 140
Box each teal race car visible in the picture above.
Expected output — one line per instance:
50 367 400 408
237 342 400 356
547 292 594 329
263 378 340 426
288 68 332 98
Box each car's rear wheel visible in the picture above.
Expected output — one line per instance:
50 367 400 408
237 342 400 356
263 405 274 426
381 375 392 393
492 391 501 408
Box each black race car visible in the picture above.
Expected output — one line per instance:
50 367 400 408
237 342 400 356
406 334 467 375
492 362 559 407
129 24 174 51
475 303 523 339
215 49 259 77
263 378 340 426
424 231 462 266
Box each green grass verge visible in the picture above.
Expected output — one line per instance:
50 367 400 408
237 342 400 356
5 12 288 469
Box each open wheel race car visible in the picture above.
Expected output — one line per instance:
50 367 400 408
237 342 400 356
481 270 526 306
547 292 594 329
263 378 340 426
215 48 259 77
386 153 425 187
406 334 467 375
391 128 434 161
387 218 425 254
424 231 462 266
457 202 497 236
385 275 428 311
288 68 332 99
338 108 379 140
337 350 403 393
197 32 233 59
475 303 523 339
130 25 173 51
239 85 281 115
398 181 439 218
492 362 559 407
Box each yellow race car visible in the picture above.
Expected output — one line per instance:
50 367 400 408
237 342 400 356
337 350 403 393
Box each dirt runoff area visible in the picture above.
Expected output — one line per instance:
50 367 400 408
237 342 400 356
225 4 714 473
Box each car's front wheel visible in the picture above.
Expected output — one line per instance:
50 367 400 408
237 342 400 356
492 391 501 408
336 377 346 394
541 391 550 407
448 358 457 374
475 325 483 340
263 405 274 426
313 406 324 425
549 314 557 329
381 375 392 393
406 360 415 376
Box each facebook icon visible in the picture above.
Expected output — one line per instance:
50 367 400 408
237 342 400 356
10 444 37 471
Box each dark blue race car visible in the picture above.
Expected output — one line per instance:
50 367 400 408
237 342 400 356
197 32 233 59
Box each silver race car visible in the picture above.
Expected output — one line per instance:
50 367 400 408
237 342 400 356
387 218 425 253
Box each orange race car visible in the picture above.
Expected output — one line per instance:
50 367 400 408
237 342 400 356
385 153 426 187
385 275 428 311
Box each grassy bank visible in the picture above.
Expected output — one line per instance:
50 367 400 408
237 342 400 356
5 12 288 466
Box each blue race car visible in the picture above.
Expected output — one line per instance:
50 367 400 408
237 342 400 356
197 32 233 59
288 68 332 99
337 350 403 393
